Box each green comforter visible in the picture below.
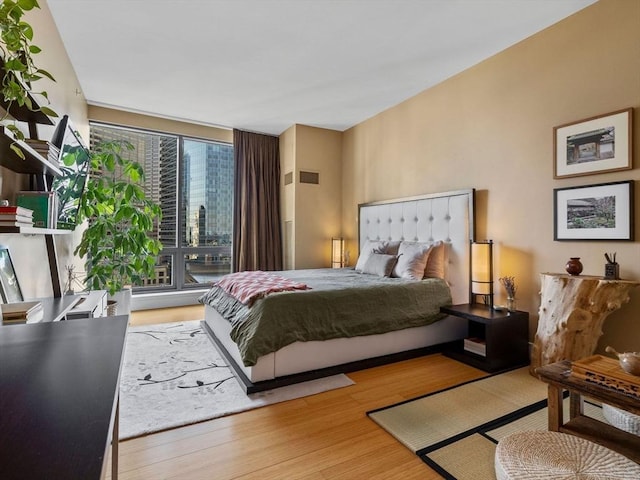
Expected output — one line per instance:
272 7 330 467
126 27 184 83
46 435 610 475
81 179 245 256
199 268 452 366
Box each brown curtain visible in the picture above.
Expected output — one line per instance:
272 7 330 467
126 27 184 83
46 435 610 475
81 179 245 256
232 129 283 272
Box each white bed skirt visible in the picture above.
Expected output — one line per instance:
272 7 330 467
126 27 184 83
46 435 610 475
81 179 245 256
204 304 468 383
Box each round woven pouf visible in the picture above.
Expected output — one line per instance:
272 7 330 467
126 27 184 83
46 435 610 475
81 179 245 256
495 431 640 480
603 404 640 436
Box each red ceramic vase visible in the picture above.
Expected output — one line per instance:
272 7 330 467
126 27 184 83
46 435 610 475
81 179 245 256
565 257 583 276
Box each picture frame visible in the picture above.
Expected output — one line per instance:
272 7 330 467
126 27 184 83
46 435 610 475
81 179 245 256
554 180 634 241
553 108 632 179
0 245 23 303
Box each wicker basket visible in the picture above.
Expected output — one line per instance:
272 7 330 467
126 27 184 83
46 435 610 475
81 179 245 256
106 300 118 317
603 403 640 436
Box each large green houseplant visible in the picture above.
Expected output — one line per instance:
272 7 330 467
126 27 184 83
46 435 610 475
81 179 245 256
75 140 162 299
0 0 56 156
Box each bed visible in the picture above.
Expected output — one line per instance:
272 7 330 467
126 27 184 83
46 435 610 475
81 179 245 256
201 189 476 392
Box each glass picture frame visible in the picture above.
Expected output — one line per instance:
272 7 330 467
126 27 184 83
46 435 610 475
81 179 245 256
553 180 634 241
0 245 23 303
553 108 633 179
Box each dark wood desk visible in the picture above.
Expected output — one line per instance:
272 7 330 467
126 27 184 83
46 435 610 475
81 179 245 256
0 316 128 479
535 360 640 463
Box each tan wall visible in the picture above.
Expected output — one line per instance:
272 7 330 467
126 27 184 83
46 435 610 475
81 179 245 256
295 125 343 268
88 106 233 143
280 125 343 269
279 126 296 269
0 0 88 298
342 0 640 353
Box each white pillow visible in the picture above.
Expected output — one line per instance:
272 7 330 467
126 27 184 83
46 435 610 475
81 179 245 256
392 241 433 280
362 253 398 277
354 240 388 272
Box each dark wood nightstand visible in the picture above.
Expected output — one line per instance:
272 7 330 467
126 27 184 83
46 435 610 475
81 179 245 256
440 303 529 372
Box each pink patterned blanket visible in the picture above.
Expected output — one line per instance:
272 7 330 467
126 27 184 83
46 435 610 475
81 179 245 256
215 270 310 306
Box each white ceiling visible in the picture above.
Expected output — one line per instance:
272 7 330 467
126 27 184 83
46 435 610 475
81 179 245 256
47 0 597 136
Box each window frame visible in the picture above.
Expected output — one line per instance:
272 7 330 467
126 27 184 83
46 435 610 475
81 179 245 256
88 121 234 294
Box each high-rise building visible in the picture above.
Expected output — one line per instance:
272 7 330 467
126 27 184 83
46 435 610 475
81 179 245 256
182 140 234 249
90 123 234 288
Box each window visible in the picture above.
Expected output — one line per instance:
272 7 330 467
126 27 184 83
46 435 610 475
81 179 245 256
89 123 234 292
181 139 234 285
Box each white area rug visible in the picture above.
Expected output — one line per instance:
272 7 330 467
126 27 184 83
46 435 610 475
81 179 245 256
120 320 354 440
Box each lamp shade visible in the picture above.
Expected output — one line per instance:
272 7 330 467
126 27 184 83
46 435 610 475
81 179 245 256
470 240 494 307
331 238 344 268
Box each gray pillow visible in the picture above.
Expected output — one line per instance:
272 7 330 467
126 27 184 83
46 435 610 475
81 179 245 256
362 253 398 277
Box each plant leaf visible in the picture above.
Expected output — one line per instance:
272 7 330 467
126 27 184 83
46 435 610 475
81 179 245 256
39 105 57 117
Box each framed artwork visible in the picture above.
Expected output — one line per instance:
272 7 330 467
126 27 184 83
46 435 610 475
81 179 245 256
0 245 23 303
553 108 632 179
554 180 634 241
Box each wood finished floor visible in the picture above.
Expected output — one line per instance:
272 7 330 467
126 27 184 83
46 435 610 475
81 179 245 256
110 306 487 480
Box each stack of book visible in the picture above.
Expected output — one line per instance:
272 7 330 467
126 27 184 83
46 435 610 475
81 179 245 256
16 191 58 228
24 139 60 165
463 337 487 357
0 205 34 228
1 301 44 324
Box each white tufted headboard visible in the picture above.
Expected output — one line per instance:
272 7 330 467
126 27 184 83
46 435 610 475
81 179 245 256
358 189 475 305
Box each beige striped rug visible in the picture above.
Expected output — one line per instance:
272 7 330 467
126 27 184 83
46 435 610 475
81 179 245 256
367 367 604 479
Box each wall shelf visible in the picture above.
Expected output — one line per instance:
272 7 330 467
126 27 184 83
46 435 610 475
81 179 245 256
0 98 53 127
0 60 54 140
0 61 54 127
0 226 72 235
0 131 62 176
0 78 65 297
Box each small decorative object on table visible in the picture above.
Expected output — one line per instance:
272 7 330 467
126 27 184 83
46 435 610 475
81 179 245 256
565 257 583 275
604 252 620 280
606 346 640 376
499 276 517 312
65 265 76 295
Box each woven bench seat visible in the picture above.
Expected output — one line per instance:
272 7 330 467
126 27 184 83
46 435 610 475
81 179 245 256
495 431 640 479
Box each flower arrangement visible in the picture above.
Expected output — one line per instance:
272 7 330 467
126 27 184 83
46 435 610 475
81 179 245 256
499 276 517 299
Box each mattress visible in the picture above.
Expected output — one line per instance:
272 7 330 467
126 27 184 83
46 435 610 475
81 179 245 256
199 268 452 366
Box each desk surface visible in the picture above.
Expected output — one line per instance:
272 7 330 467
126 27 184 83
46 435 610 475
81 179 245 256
1 295 81 325
0 316 128 479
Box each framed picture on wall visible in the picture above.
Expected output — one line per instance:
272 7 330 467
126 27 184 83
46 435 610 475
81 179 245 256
553 108 633 179
0 245 23 303
554 180 634 241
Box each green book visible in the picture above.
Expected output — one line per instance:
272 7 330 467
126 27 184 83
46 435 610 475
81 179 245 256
16 191 57 228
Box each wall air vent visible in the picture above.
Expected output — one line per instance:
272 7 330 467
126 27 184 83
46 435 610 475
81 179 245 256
299 171 319 185
284 171 293 185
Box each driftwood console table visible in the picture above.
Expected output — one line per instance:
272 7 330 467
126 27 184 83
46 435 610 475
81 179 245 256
530 273 640 372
